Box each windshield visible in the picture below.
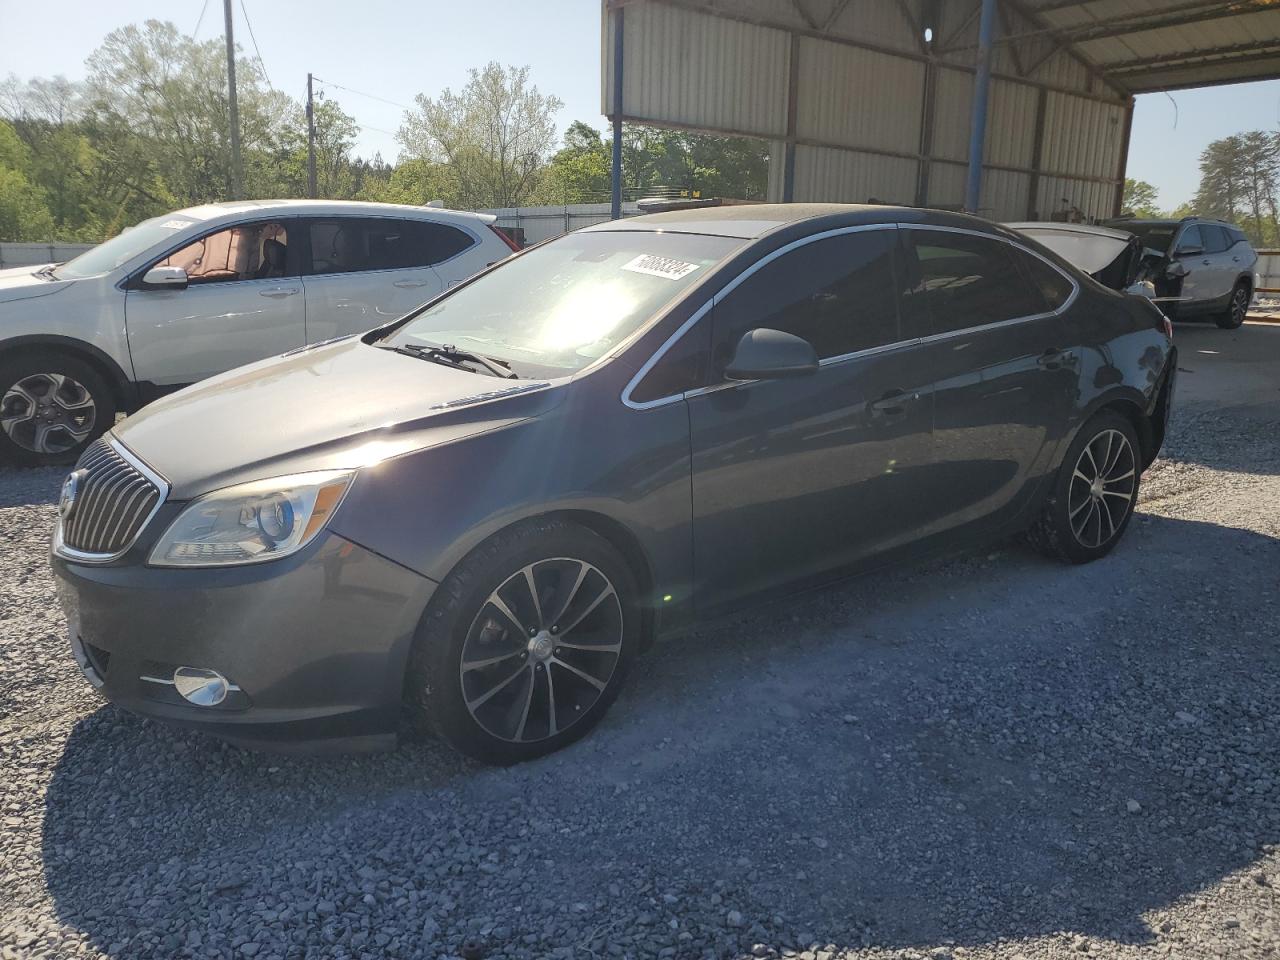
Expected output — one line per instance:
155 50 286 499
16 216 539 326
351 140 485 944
54 215 199 280
1121 223 1178 255
384 230 742 377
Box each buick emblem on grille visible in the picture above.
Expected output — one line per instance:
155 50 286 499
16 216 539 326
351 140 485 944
59 469 86 519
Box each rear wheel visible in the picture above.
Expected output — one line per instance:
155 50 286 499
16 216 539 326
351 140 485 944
1028 409 1141 564
1214 282 1249 330
0 352 115 467
406 518 640 764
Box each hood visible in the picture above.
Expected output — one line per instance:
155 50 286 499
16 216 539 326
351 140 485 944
114 337 563 498
0 265 74 304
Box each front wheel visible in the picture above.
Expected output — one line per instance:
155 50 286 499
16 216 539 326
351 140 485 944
1214 282 1249 330
1028 410 1141 564
406 518 640 764
0 352 115 467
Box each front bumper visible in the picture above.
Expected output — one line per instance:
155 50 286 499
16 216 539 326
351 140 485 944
52 533 437 751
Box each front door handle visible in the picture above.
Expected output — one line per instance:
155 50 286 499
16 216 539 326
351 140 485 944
259 287 299 299
1202 259 1211 266
869 388 918 416
393 279 430 289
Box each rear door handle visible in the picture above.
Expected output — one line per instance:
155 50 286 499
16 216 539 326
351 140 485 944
393 279 430 289
1038 347 1070 369
869 388 918 416
259 287 299 298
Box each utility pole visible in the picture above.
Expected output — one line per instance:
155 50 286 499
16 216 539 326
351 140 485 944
306 73 317 199
223 0 243 200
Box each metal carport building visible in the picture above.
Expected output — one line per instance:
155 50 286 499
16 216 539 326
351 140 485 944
601 0 1280 220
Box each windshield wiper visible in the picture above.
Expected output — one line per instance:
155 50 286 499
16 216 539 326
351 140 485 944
32 264 58 281
388 342 517 379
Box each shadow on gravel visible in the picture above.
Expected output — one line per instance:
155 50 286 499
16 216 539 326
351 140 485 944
40 515 1280 958
0 466 66 508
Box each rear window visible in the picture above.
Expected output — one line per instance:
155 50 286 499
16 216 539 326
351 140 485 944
1201 225 1230 255
385 231 743 378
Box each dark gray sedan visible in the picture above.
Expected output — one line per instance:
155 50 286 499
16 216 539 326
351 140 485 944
51 204 1177 763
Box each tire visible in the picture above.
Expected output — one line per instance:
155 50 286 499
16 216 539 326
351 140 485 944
1027 409 1141 564
0 351 115 468
405 517 641 764
1214 282 1250 330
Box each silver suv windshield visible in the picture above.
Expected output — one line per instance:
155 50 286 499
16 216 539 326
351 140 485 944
384 230 743 377
54 215 198 280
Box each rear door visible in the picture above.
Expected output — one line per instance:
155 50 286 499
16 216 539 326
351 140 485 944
300 217 456 341
902 227 1079 539
686 226 936 615
125 218 305 386
1200 225 1238 304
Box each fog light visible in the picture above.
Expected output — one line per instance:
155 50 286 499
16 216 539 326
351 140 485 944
173 667 230 706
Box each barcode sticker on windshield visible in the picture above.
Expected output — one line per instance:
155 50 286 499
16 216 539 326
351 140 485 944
621 254 701 280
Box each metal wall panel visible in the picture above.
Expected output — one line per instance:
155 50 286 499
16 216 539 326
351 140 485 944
984 79 1040 169
930 66 973 163
926 161 968 210
610 1 790 137
795 37 924 155
1041 92 1125 178
1035 176 1116 222
793 145 918 205
980 168 1032 221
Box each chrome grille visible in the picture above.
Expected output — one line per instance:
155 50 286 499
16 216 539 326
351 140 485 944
59 438 165 558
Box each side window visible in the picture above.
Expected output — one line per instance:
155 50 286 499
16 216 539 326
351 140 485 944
1014 248 1073 312
1201 225 1230 254
630 317 710 403
307 219 477 274
405 220 475 265
156 221 290 284
711 230 902 369
906 231 1046 334
1176 224 1203 254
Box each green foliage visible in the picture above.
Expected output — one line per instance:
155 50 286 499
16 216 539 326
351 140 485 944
1120 178 1161 218
398 63 562 209
1192 132 1279 245
1 19 772 243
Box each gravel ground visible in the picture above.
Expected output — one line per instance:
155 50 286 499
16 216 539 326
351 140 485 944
2 323 1279 960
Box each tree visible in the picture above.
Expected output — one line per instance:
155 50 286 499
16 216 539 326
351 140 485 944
398 63 562 208
84 20 294 207
0 121 56 240
1192 132 1280 244
1120 178 1161 218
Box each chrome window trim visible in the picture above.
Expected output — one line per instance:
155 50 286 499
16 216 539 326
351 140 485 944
619 221 1081 411
620 224 899 410
53 436 171 565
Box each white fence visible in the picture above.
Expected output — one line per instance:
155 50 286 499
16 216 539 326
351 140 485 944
1255 250 1279 294
477 202 641 245
0 241 94 269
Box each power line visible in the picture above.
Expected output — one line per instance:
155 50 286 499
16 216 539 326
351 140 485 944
192 0 210 39
311 77 413 111
238 0 273 92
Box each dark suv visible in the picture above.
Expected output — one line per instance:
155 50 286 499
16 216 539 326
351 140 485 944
1103 216 1258 329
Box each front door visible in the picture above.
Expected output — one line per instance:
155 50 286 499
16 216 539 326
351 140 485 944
902 227 1079 539
125 219 305 386
300 217 445 342
687 227 935 615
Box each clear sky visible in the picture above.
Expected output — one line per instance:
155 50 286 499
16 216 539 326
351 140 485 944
2 0 1276 210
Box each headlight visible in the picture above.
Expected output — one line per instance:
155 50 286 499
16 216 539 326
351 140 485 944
148 471 353 567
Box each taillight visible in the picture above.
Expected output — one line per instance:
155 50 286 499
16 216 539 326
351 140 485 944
488 225 521 252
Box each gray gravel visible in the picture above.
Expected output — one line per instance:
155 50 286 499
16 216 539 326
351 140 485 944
3 322 1280 960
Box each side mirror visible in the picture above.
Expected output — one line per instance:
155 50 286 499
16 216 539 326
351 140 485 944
1165 260 1190 279
725 328 819 381
141 265 188 290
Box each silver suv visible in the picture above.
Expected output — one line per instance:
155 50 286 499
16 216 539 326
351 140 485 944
0 200 515 466
1103 216 1258 330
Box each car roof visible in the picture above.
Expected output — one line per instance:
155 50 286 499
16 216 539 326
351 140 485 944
1008 221 1136 241
171 199 497 225
581 203 1015 240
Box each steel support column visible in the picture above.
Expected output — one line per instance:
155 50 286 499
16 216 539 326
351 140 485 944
1113 96 1136 217
610 6 626 220
964 0 998 214
783 33 800 202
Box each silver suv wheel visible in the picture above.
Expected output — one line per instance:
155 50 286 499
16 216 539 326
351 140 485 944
1 373 97 455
